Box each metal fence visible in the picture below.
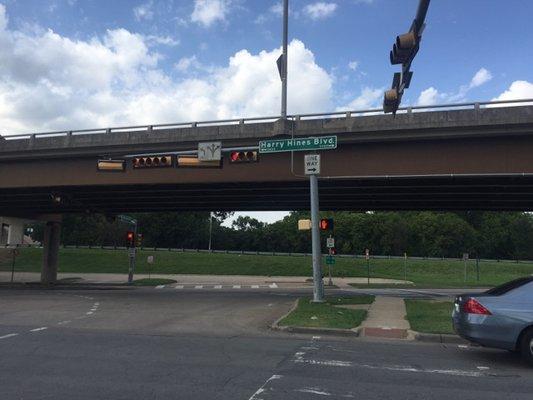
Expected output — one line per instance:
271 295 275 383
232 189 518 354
2 243 533 265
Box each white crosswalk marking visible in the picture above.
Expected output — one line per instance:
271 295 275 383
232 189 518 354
194 285 203 289
155 285 165 289
269 283 278 288
251 285 259 289
233 285 241 289
175 285 184 289
214 285 222 289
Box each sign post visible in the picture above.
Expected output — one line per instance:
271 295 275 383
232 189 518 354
120 215 138 285
310 172 324 302
304 153 324 302
365 249 370 285
463 253 469 283
10 248 19 283
403 252 407 282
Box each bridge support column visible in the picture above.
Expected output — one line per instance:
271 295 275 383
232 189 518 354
41 220 61 285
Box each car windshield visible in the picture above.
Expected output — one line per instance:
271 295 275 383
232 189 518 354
485 277 533 296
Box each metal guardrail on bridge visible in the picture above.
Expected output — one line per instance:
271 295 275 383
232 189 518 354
1 98 532 141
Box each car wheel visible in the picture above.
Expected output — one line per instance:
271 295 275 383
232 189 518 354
520 328 533 366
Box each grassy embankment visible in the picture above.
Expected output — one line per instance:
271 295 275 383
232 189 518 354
1 247 532 288
404 300 455 334
279 296 374 329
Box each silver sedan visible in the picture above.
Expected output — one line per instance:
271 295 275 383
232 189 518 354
452 277 533 365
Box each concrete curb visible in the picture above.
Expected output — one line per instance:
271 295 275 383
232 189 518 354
409 330 469 344
270 299 360 337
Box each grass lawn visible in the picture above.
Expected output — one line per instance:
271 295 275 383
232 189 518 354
404 300 455 334
1 247 532 288
132 278 177 286
279 296 373 329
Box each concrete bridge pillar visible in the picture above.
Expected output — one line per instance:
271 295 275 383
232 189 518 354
41 220 61 285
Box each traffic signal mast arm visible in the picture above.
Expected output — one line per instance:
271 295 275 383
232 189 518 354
384 0 431 114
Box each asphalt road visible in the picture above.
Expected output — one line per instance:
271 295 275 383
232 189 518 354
0 287 531 399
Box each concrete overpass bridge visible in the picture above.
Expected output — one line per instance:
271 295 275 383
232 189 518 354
1 99 533 282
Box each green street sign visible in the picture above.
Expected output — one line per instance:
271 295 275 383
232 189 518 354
326 256 336 265
259 135 337 154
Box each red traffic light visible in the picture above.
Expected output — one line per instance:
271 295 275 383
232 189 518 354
319 218 334 231
126 231 135 247
330 248 337 255
229 151 258 163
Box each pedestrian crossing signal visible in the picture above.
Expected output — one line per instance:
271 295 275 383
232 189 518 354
319 218 334 231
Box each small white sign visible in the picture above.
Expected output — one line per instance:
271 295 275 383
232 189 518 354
198 142 222 161
326 237 335 248
147 256 154 264
304 154 321 175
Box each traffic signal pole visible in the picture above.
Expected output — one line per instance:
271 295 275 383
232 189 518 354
310 174 325 302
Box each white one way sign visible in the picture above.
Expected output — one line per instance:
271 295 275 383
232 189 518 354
304 154 321 175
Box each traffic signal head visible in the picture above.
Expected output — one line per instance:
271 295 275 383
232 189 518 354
390 31 418 65
126 231 135 247
229 151 259 163
330 248 337 255
319 218 334 231
136 233 143 247
132 155 173 169
383 87 400 114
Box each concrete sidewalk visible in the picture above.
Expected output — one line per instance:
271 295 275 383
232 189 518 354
0 272 409 288
360 296 411 339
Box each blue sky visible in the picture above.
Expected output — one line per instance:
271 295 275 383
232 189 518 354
1 0 532 224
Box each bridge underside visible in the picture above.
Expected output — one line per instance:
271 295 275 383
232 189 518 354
2 175 533 215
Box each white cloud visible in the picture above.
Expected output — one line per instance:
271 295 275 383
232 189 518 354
342 87 383 110
145 35 179 47
222 211 290 227
416 68 494 105
417 87 439 106
304 2 338 20
191 0 230 27
492 81 533 104
0 4 7 31
348 60 358 71
174 55 201 72
0 5 333 135
270 2 283 16
133 1 154 21
469 67 492 89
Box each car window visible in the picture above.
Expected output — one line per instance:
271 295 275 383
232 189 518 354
485 277 533 296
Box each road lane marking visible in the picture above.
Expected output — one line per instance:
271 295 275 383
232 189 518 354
251 285 260 289
296 388 332 396
293 358 487 377
155 285 165 289
214 285 222 289
30 327 48 332
86 311 93 315
194 285 203 289
233 285 241 289
248 374 282 400
175 285 184 289
0 333 18 340
269 283 278 288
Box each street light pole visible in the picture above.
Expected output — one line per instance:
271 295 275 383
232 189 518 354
281 0 288 118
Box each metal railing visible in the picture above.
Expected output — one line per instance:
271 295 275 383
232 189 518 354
1 98 532 142
2 243 533 265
